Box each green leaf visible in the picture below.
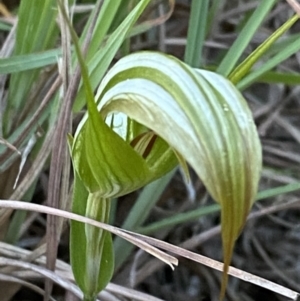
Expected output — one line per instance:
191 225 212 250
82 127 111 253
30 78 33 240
70 172 89 293
217 0 276 77
70 176 114 300
0 48 62 74
229 14 299 84
83 195 112 300
79 0 123 62
97 230 114 292
257 71 300 86
0 21 12 31
237 33 300 90
4 0 58 135
73 0 152 112
184 0 209 67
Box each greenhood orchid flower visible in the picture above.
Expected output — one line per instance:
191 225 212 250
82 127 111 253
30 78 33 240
60 1 261 299
68 50 261 300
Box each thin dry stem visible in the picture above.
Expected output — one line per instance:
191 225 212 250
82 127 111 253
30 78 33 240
0 200 298 300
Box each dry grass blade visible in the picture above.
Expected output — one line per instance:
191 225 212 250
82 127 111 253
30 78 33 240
0 137 20 155
140 0 175 29
0 257 85 300
129 200 300 299
0 200 299 299
123 232 299 300
0 76 61 170
44 2 71 299
45 1 119 299
0 273 57 301
0 241 166 301
0 3 11 17
275 116 300 144
105 283 165 301
0 126 55 228
286 0 300 15
252 236 300 292
0 200 178 269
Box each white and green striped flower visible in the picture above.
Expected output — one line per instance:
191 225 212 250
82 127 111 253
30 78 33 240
69 51 261 299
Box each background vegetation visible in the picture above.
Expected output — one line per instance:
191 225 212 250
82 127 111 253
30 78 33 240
0 0 300 300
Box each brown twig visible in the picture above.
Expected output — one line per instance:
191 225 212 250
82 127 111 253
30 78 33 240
45 0 105 299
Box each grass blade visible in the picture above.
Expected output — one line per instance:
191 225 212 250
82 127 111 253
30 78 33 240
216 0 276 77
237 35 300 90
0 49 61 74
3 0 58 135
229 14 299 84
184 0 209 68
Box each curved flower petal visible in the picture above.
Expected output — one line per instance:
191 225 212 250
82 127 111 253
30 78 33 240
94 51 262 295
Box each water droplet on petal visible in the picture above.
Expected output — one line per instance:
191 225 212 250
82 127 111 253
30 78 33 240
223 104 229 112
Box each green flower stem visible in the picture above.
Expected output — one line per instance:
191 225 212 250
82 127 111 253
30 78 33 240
84 193 111 301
